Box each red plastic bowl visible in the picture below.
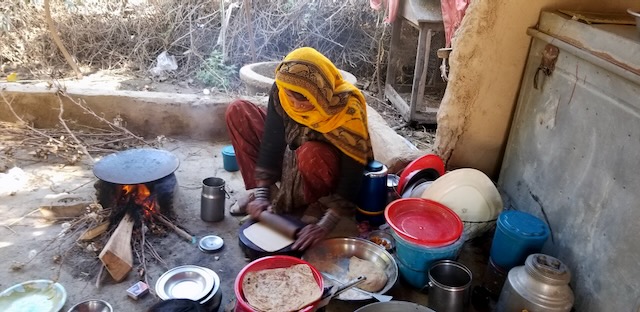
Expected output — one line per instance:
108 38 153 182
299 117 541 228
384 198 463 247
397 154 445 194
234 255 324 312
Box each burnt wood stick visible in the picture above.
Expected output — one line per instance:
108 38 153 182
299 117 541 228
155 214 195 244
99 213 134 282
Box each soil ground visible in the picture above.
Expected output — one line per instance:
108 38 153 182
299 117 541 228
0 138 494 312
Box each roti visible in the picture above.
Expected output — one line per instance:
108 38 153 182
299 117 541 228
347 256 388 293
242 264 322 312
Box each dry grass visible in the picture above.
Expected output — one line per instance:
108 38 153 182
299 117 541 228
1 0 389 89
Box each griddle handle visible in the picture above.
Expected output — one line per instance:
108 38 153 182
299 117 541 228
258 211 301 239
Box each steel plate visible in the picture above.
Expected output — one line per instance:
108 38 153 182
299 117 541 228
199 267 222 310
155 265 215 301
0 279 67 312
93 148 179 184
302 237 398 301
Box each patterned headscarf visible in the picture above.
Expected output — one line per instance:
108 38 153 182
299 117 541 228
274 47 373 165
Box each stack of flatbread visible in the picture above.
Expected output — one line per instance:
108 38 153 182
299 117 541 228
242 264 322 312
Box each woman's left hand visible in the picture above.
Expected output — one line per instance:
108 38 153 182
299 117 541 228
292 224 328 250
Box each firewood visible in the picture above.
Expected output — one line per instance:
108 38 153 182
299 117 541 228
155 214 195 244
99 214 134 282
78 221 110 241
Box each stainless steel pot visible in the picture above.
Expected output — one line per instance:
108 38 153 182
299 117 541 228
496 253 574 312
427 260 473 312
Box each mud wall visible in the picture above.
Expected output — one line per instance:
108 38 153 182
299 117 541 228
435 0 637 178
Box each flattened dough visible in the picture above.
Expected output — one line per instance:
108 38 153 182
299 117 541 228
347 256 388 292
243 222 294 252
242 264 322 312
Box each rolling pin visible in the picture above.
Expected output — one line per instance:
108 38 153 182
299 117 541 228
257 211 301 239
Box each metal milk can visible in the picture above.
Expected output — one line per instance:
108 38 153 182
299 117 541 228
496 253 574 312
356 160 388 226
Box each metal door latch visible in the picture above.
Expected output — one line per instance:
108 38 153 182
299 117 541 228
533 44 559 89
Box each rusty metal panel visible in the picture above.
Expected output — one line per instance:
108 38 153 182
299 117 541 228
498 11 640 312
537 11 640 76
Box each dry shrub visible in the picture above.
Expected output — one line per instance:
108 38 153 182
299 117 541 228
1 0 387 89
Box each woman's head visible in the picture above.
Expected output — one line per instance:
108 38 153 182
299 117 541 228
274 47 373 165
274 47 344 116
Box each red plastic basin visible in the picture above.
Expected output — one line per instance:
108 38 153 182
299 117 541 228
384 198 462 247
234 255 323 312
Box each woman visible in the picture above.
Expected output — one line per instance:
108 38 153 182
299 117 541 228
225 47 373 250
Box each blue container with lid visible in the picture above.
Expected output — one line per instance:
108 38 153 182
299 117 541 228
356 160 388 226
489 210 549 270
222 145 239 172
393 230 465 289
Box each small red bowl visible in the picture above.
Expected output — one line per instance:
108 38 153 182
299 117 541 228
397 154 445 194
384 198 463 247
234 255 323 312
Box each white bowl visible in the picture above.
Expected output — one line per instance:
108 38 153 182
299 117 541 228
0 280 67 312
421 168 503 222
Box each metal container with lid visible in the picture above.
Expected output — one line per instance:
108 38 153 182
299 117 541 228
496 253 574 312
490 210 550 270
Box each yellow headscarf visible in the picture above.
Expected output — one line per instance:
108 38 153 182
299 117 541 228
274 47 373 165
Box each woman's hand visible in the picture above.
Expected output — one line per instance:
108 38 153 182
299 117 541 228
292 224 329 250
246 198 271 220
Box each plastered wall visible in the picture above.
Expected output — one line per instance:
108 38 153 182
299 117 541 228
435 0 637 178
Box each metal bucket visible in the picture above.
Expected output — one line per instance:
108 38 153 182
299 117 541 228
427 260 472 312
201 177 228 222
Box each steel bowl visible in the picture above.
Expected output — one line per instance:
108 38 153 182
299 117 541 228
628 9 640 34
67 299 113 312
367 230 396 252
355 301 435 312
155 265 215 301
302 237 398 301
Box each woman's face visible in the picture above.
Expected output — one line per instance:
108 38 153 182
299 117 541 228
284 89 315 112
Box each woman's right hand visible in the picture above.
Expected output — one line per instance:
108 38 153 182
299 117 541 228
246 198 271 220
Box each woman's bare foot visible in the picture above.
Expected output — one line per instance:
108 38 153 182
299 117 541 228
229 191 255 216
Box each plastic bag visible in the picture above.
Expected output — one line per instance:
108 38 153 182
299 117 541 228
150 51 178 77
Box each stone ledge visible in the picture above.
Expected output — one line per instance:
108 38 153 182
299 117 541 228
0 83 426 170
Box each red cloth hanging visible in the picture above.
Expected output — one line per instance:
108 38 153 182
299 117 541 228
370 0 399 23
440 0 470 47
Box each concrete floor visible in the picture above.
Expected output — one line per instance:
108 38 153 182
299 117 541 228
0 139 496 312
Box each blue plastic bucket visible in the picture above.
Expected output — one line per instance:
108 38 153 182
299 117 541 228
489 210 549 270
222 145 239 172
392 230 465 289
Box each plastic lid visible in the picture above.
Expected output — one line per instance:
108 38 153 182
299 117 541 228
498 210 549 238
384 198 463 247
222 145 235 157
397 154 445 194
199 235 224 253
366 160 384 172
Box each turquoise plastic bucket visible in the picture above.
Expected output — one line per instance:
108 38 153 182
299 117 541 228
489 210 549 270
222 145 239 172
392 230 465 289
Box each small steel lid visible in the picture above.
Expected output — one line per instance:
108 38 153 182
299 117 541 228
199 235 224 253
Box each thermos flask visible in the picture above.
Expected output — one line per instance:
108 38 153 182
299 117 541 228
356 160 388 227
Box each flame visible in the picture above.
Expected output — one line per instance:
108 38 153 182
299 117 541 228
120 184 159 221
